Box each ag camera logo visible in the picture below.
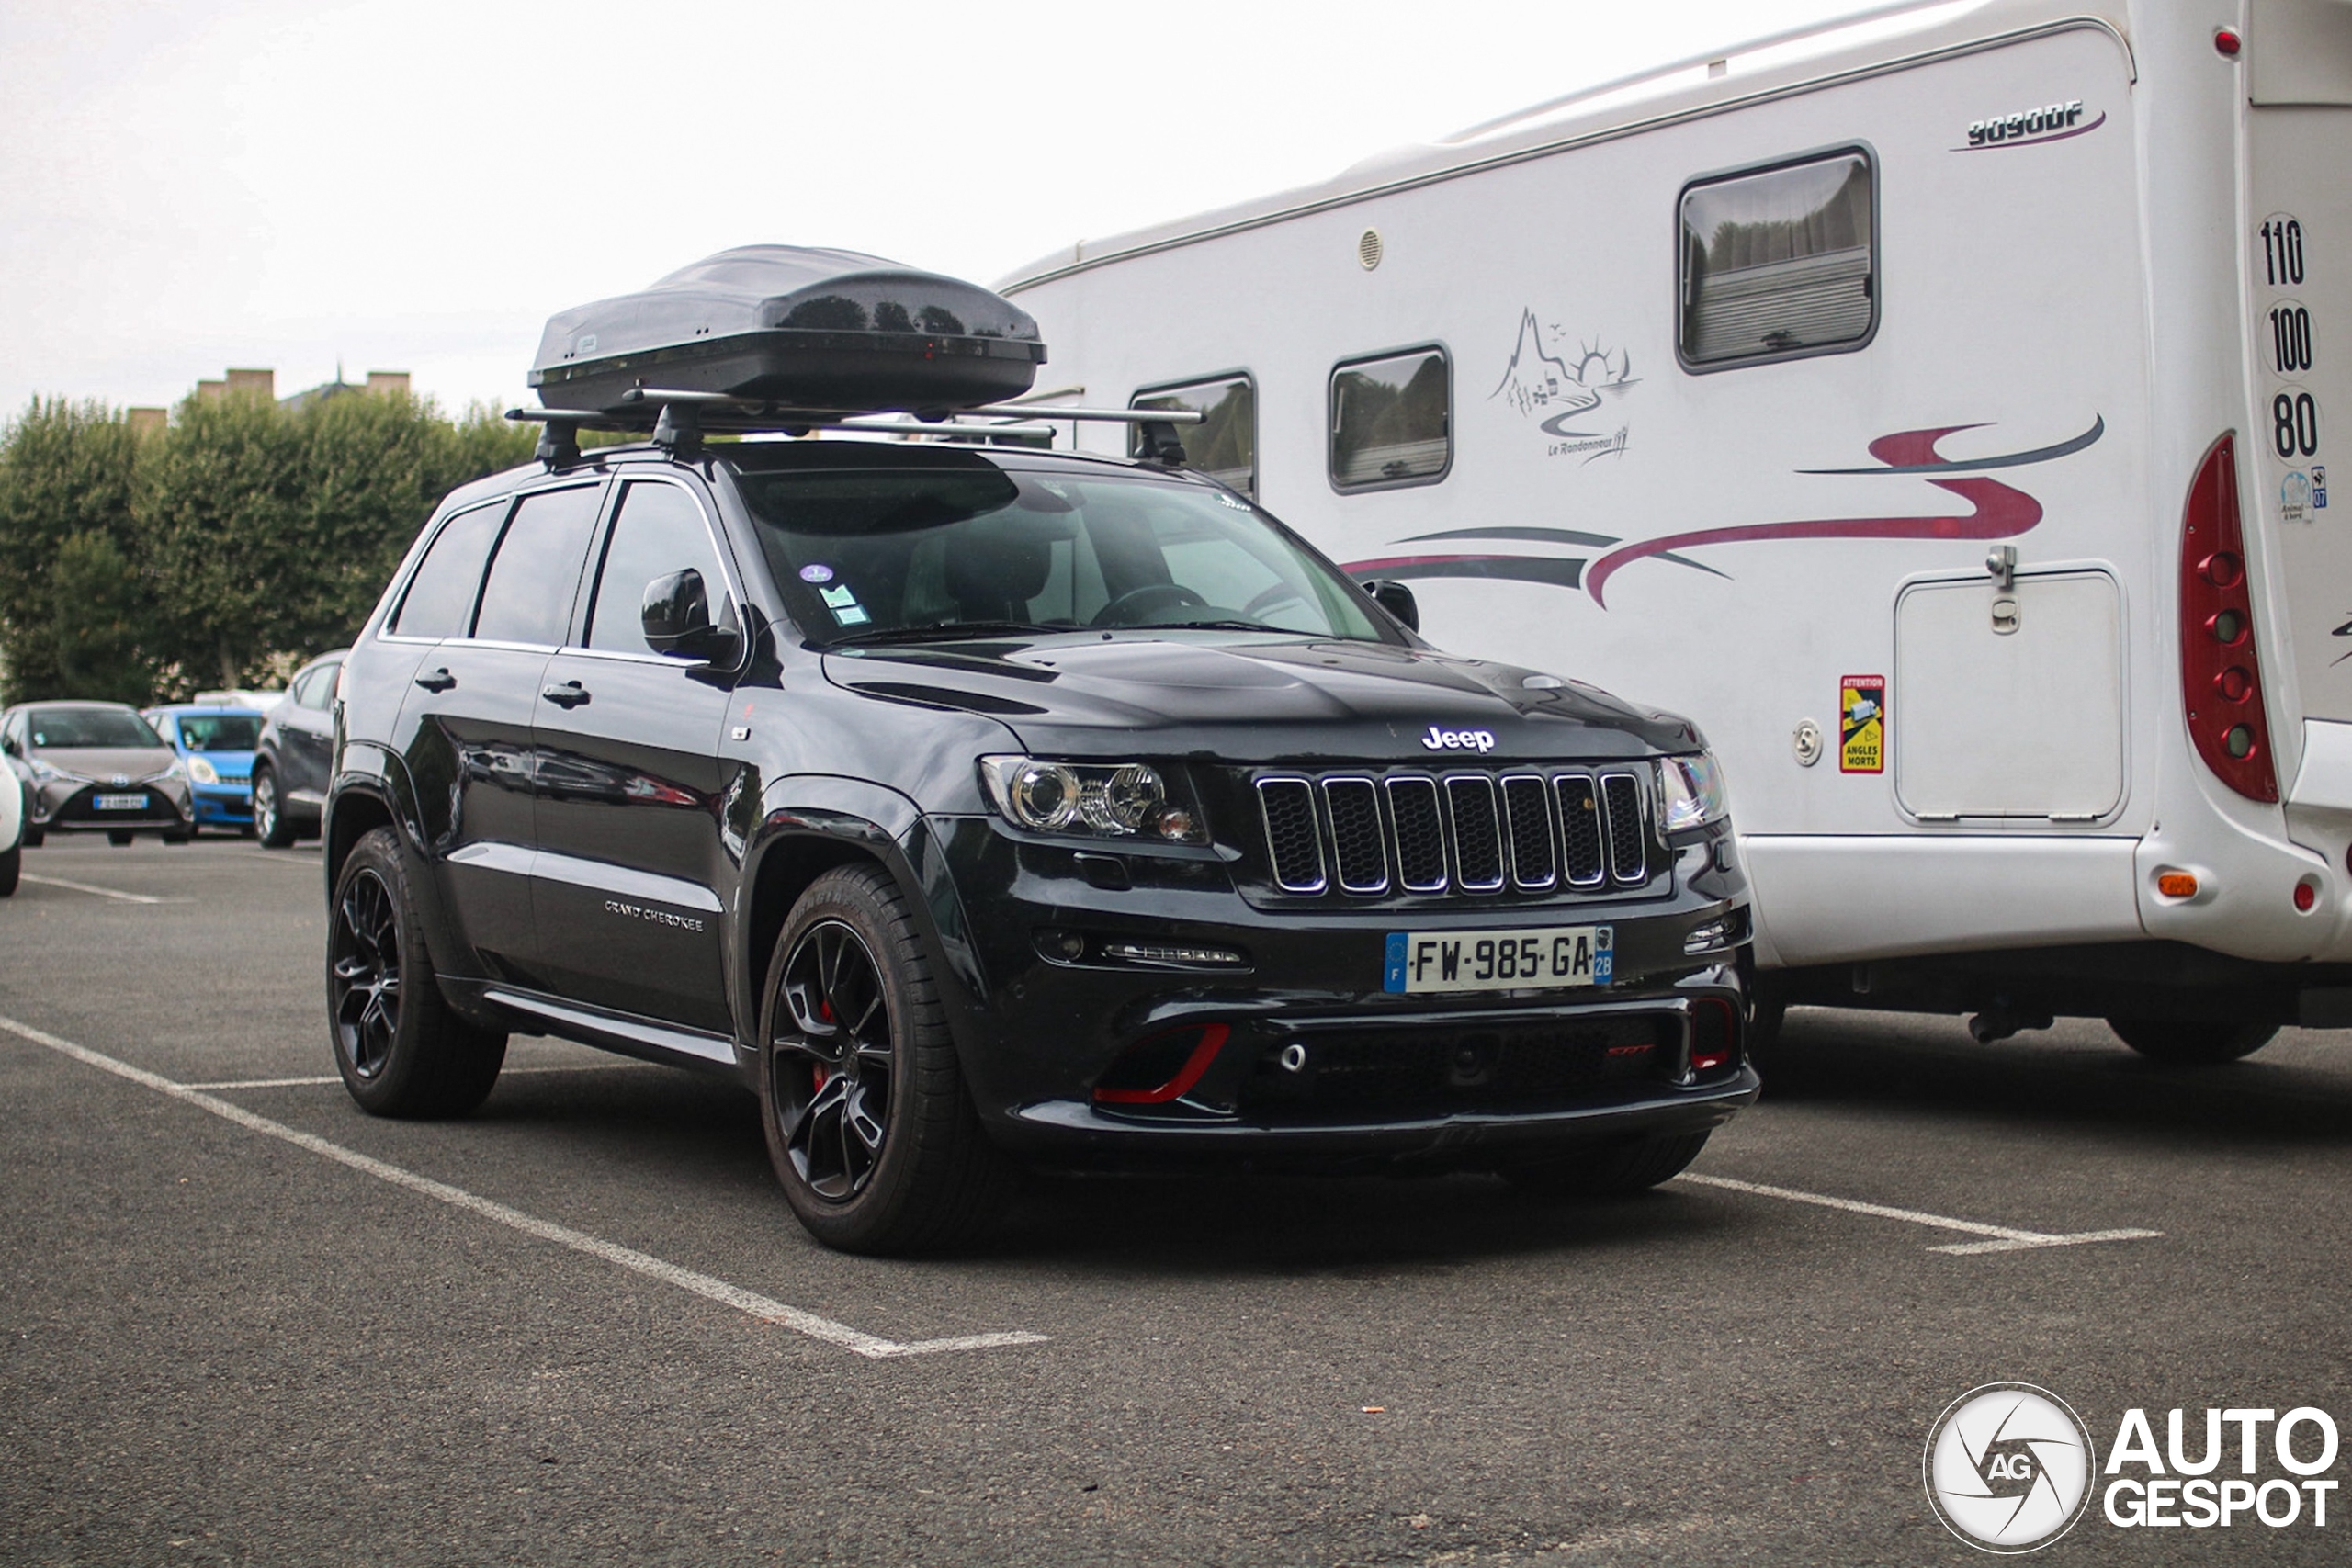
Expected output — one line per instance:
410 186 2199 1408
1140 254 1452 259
1924 1383 2096 1553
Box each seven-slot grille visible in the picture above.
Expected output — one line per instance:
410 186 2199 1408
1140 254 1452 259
1255 768 1655 897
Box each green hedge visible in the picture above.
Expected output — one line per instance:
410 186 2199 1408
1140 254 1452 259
0 391 540 705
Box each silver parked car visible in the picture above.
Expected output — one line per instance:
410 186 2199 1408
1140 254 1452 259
0 702 195 847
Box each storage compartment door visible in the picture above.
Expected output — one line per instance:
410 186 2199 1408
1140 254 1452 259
1893 570 2124 820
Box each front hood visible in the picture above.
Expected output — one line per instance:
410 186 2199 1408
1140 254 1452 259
31 746 178 782
823 634 1697 762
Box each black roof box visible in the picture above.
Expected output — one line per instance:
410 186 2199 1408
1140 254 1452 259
529 245 1046 413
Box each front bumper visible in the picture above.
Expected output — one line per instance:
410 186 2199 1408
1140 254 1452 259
930 815 1755 1168
189 784 253 827
31 778 192 834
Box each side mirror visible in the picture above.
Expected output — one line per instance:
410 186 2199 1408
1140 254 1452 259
0 734 16 757
1362 578 1420 632
641 569 741 663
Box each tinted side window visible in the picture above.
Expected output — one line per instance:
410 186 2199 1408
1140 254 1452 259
1329 348 1450 491
586 482 727 654
300 662 342 710
391 502 506 638
1131 375 1256 497
1679 150 1875 368
473 486 604 646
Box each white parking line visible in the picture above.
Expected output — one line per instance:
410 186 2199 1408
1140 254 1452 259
182 1063 659 1090
0 1013 1046 1359
1676 1171 2162 1255
19 874 177 905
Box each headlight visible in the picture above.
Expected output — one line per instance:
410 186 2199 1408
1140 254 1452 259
1657 752 1729 833
143 761 187 784
979 756 1209 844
27 758 78 784
187 757 220 785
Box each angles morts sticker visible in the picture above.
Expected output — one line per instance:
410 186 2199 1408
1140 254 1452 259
1840 675 1886 774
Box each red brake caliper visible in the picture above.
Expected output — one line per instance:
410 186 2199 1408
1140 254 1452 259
811 998 835 1089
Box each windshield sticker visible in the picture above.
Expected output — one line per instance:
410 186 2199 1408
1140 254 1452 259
799 563 836 584
1840 675 1885 774
818 582 870 625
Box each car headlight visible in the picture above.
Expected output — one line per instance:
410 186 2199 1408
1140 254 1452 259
142 761 187 784
187 757 220 785
979 756 1208 844
1657 752 1729 833
27 758 79 784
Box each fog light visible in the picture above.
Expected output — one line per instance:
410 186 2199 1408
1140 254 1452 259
1684 919 1730 954
2157 872 2199 898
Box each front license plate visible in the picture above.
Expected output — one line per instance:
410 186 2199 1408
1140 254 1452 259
1383 925 1613 995
92 794 149 811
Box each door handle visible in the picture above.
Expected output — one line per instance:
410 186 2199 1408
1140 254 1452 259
413 668 456 693
540 682 591 708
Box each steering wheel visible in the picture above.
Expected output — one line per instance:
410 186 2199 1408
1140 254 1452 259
1242 582 1307 618
1091 582 1210 627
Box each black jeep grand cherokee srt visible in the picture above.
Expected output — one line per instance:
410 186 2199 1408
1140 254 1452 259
325 435 1756 1252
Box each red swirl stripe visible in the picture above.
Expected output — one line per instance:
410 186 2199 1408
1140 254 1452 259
1583 426 2044 607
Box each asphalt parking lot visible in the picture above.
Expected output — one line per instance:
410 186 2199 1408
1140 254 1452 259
6 838 2352 1565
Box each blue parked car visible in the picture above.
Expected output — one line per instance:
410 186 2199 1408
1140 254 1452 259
142 705 265 835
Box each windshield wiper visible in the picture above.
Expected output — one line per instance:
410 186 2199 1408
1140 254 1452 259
1137 619 1294 634
832 621 1068 647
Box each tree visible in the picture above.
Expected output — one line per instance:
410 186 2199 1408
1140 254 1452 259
0 399 150 704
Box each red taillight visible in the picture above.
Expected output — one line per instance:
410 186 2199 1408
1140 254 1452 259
1690 998 1738 1076
2180 434 2278 801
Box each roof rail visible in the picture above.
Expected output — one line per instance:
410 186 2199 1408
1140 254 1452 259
506 390 1201 467
1443 0 1969 143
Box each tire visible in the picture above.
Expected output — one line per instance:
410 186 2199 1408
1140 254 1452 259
756 863 1015 1255
254 766 295 848
107 830 134 847
23 826 42 849
163 829 190 846
2108 1016 2278 1065
328 826 506 1117
1502 1130 1713 1199
0 840 17 897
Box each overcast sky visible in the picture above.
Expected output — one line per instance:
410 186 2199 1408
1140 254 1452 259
0 0 1866 418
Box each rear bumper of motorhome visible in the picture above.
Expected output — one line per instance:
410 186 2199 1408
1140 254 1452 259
1746 827 2352 972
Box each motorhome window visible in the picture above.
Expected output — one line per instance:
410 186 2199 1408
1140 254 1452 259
733 467 1392 645
1329 349 1450 491
390 502 505 639
1132 376 1256 497
472 486 604 646
586 482 728 654
1679 151 1874 368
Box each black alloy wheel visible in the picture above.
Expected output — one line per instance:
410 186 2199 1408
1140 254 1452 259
331 866 403 1081
774 919 896 1200
254 766 293 848
757 863 1014 1254
326 826 506 1116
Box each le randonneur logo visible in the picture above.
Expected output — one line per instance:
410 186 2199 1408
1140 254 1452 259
1925 1385 2346 1553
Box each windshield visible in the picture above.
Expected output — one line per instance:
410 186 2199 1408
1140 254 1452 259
173 713 261 751
28 708 164 749
732 461 1393 647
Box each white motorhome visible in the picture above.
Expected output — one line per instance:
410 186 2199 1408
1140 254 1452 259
1000 0 2352 1062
